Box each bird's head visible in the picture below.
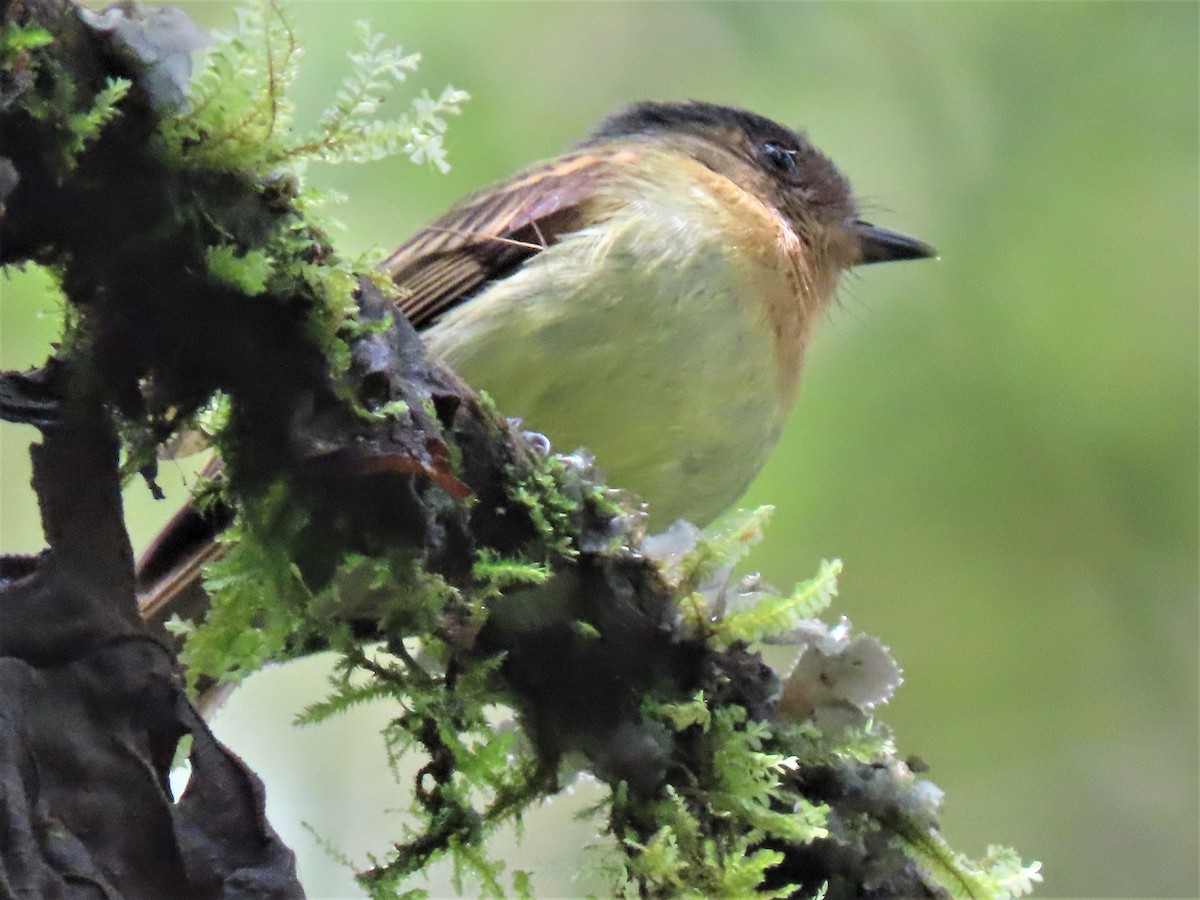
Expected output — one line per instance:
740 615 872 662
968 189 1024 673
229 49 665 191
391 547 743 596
586 100 936 270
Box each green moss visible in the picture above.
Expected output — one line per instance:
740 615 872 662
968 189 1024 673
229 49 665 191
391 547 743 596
149 0 468 385
472 549 552 598
156 3 467 175
2 22 130 173
0 22 53 64
203 243 275 296
297 639 547 899
611 704 828 898
505 453 588 562
177 481 315 692
709 558 841 648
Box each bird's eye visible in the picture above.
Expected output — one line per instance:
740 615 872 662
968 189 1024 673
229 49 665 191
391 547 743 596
759 141 798 174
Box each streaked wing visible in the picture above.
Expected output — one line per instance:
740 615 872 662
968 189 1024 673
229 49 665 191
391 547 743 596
383 146 632 329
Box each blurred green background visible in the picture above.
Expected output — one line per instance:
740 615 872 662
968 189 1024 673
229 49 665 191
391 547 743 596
2 2 1196 897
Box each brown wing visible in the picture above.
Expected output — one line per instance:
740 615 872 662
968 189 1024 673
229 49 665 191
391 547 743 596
383 146 634 330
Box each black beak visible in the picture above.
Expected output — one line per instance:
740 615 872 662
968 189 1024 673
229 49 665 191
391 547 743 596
852 220 937 265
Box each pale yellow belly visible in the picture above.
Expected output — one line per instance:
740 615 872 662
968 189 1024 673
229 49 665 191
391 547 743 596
423 188 801 526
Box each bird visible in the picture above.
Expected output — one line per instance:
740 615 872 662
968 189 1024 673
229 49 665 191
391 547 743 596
136 100 934 636
382 99 935 526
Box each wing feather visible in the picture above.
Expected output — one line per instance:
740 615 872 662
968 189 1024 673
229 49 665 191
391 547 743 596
383 147 632 329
